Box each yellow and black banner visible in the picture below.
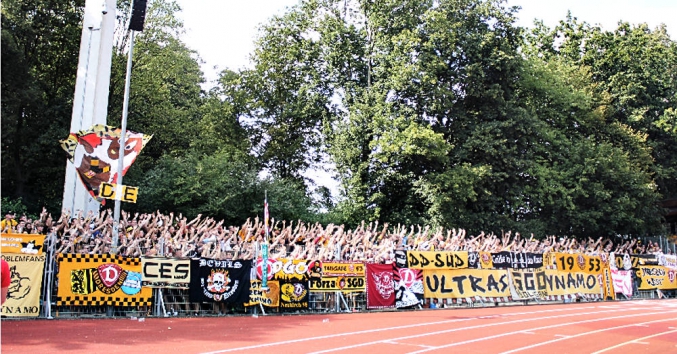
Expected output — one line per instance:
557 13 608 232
57 253 152 306
1 253 45 317
543 268 603 296
309 276 365 292
248 280 280 307
602 267 614 299
509 268 547 300
270 258 309 281
636 266 677 290
1 233 46 255
550 252 606 274
613 253 662 270
407 251 469 270
422 268 510 298
319 261 365 277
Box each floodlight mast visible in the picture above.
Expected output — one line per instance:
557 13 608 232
62 0 117 218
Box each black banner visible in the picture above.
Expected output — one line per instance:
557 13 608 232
491 252 543 269
189 258 251 303
394 250 408 268
467 252 481 269
614 253 659 270
394 265 424 308
279 278 309 310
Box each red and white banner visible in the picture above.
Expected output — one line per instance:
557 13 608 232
610 268 633 298
366 263 395 309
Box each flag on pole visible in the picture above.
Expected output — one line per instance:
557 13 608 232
262 192 270 290
264 196 270 241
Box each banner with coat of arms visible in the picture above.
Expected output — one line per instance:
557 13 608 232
394 265 424 308
635 266 677 290
279 278 309 310
56 254 152 306
549 252 606 274
366 263 396 309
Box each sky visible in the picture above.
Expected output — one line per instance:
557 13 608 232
174 0 677 196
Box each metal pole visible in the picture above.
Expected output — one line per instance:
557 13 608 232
111 28 135 255
261 191 269 290
659 236 663 253
42 231 56 319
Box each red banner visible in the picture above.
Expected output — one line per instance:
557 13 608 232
366 264 395 309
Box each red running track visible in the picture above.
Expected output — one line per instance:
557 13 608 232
2 299 676 354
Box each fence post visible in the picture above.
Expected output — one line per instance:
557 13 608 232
41 231 57 319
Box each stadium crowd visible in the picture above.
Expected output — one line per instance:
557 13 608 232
1 208 670 261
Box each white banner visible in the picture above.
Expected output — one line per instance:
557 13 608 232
610 268 633 298
658 254 677 269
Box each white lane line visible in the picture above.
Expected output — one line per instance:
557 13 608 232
554 334 570 338
521 331 535 334
307 309 664 354
383 340 435 349
200 305 597 354
407 313 677 354
591 329 677 354
498 317 677 354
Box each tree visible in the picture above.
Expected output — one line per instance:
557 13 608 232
1 0 84 213
525 14 677 200
192 70 251 156
135 149 318 224
323 0 529 230
241 2 333 182
108 0 205 180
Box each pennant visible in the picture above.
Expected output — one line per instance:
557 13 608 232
60 124 151 204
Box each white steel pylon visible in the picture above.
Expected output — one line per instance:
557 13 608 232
62 0 117 216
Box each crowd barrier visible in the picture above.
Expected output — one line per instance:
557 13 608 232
1 233 675 319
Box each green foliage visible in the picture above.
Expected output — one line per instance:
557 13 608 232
239 1 333 180
133 150 317 224
524 15 677 200
192 70 251 156
1 197 30 218
1 0 672 237
109 0 204 168
1 0 84 211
